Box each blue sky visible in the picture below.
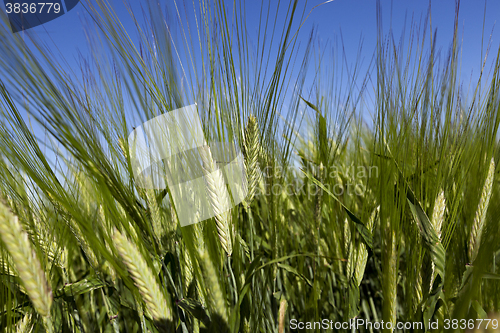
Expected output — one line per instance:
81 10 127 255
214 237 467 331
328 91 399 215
7 0 499 88
5 1 499 89
2 0 500 134
1 0 499 189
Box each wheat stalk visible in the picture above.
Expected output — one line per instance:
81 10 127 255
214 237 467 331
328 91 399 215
0 202 53 318
113 229 173 322
382 226 398 332
200 145 233 256
171 208 195 295
192 223 207 305
469 157 495 263
172 206 206 306
98 205 118 285
70 220 100 270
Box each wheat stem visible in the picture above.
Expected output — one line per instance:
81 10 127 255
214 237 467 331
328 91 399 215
382 226 397 333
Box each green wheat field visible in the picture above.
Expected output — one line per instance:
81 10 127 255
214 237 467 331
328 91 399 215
1 0 500 332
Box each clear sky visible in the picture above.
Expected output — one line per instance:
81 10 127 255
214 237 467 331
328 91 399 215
1 0 499 187
7 1 500 79
2 0 500 126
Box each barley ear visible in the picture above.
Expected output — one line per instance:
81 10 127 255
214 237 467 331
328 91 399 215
118 137 128 158
430 190 446 287
180 243 196 295
113 229 173 324
343 218 351 255
314 163 324 224
354 206 379 286
145 189 163 245
346 242 356 281
278 299 287 333
199 249 229 325
15 312 33 333
469 157 495 263
244 115 260 206
431 190 446 240
0 202 53 318
200 145 233 255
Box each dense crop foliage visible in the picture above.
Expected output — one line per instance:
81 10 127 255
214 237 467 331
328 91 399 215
1 0 500 332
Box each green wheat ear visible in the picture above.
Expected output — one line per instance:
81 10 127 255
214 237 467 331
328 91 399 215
469 157 495 263
244 115 261 206
353 205 379 287
15 312 33 333
113 229 173 323
199 249 229 324
200 145 233 256
431 189 446 240
0 201 53 318
278 298 288 333
430 190 446 289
